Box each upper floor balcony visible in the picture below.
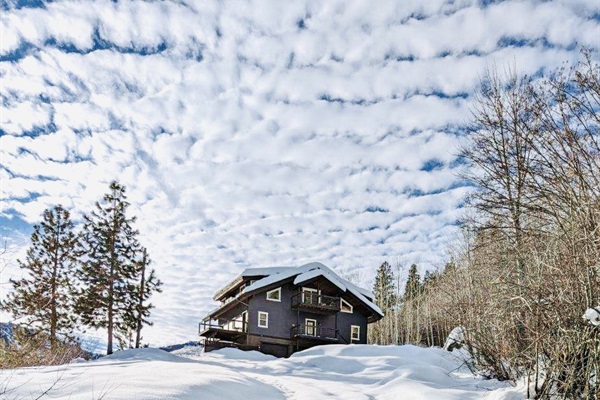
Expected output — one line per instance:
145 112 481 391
291 290 340 314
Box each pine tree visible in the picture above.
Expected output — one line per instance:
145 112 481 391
403 264 422 301
422 270 439 289
1 205 79 349
131 248 162 348
76 181 142 355
373 261 396 312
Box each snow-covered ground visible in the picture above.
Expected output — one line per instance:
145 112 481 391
2 345 525 399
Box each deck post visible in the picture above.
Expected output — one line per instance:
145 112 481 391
335 312 338 337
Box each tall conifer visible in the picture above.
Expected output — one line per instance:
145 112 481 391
403 264 422 301
1 205 79 348
76 181 141 355
132 248 162 348
373 261 396 312
113 247 162 349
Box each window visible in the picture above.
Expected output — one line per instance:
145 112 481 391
340 298 353 313
351 325 360 341
266 287 281 302
258 311 268 328
305 319 317 336
302 287 318 304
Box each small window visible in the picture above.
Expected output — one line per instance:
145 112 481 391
266 287 281 302
351 325 360 341
340 298 353 313
258 311 268 328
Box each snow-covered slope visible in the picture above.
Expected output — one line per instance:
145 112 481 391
3 345 525 399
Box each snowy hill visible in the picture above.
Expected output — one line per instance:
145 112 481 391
3 344 525 399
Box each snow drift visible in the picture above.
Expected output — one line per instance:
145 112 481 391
3 345 525 399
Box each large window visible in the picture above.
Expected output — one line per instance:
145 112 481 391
340 298 353 313
351 325 360 341
302 287 318 304
258 311 269 328
266 287 281 302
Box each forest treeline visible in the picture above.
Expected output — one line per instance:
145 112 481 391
1 181 161 366
369 51 599 399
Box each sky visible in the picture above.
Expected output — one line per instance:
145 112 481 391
1 0 599 346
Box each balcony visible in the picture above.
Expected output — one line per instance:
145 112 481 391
199 319 248 341
291 324 341 342
291 291 340 314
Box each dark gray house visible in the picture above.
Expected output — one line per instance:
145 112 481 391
199 262 384 357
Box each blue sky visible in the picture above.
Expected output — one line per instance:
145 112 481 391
1 0 598 345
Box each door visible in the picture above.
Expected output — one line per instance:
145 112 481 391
305 318 317 336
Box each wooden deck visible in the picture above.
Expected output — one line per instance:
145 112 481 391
199 321 248 341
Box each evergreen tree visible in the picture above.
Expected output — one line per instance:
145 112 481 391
76 181 142 355
422 270 439 289
373 261 396 312
130 248 162 348
111 248 162 350
1 205 79 348
403 264 422 301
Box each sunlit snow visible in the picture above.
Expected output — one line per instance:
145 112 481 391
3 345 525 399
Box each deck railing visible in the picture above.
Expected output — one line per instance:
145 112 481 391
199 319 248 335
291 291 340 312
291 324 340 341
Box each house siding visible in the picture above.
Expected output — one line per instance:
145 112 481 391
337 308 368 344
248 283 296 339
246 283 368 344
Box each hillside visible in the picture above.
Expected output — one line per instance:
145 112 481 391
3 345 525 399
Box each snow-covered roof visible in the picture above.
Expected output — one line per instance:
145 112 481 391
241 266 293 277
213 266 296 301
241 262 384 318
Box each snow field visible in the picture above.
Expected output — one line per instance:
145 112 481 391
3 345 525 399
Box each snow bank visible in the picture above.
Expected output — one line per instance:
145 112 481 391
209 347 276 361
5 344 525 399
101 348 194 363
170 344 204 358
443 326 465 351
583 307 600 326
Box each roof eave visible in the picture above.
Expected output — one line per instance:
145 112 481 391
213 276 244 301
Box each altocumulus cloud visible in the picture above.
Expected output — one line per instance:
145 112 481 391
0 0 598 345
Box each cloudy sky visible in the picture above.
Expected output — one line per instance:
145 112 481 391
1 0 598 345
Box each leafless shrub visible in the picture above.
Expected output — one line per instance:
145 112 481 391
375 49 599 399
446 49 600 398
0 326 88 369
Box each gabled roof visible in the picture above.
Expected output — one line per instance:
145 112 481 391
239 262 384 319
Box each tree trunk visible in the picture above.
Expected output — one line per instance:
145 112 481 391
49 224 61 350
108 267 114 355
107 205 117 355
135 251 147 348
50 262 58 350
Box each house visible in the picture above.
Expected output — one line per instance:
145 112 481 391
199 262 384 357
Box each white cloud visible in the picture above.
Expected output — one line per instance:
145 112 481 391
0 0 597 345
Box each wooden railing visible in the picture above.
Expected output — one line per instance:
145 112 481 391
291 291 340 312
